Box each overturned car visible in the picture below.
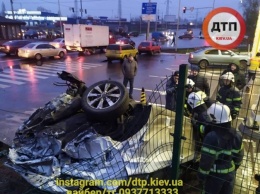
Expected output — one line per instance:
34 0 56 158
6 71 195 193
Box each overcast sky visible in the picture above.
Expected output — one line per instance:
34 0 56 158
4 0 243 20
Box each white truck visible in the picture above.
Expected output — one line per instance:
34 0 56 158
64 24 110 54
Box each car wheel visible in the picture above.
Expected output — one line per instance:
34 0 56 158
199 60 209 69
134 53 138 61
35 53 42 60
239 60 247 70
13 50 18 56
81 80 129 121
150 50 154 55
107 57 112 62
120 55 127 63
59 51 65 59
158 49 161 53
90 48 96 54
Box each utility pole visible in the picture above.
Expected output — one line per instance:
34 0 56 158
58 0 63 35
80 0 83 19
146 0 151 40
118 0 122 26
175 0 181 51
10 0 15 19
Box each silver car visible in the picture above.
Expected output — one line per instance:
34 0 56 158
49 38 65 49
188 47 249 70
18 42 66 60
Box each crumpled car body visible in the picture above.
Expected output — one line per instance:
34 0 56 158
6 78 195 193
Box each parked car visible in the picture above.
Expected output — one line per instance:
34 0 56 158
178 32 193 39
188 47 249 69
24 29 39 39
18 42 67 60
127 31 139 37
0 40 32 56
116 37 136 47
49 38 65 49
105 44 138 62
138 41 161 55
152 31 168 42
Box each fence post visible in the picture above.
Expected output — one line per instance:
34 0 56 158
171 64 188 187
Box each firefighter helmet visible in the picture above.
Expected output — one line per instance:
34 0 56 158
207 102 232 124
186 78 195 88
220 72 235 82
187 91 206 109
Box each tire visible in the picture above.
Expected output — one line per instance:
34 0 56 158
107 57 112 62
35 53 42 60
199 60 209 69
81 80 129 121
150 50 154 55
59 51 65 59
13 50 18 56
158 49 161 54
134 53 138 61
239 60 247 70
90 48 96 54
120 55 127 63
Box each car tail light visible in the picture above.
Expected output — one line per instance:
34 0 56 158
189 53 193 59
6 46 10 50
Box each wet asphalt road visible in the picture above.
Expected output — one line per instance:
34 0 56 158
0 30 257 147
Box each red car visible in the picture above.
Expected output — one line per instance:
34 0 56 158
138 41 161 55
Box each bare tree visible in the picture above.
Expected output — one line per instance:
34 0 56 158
240 0 259 45
1 1 6 17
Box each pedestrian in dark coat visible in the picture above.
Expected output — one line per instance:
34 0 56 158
216 72 242 120
122 54 138 99
198 102 244 194
221 63 246 90
165 71 179 111
188 65 210 96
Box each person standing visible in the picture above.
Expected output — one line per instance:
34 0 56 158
197 102 244 194
221 63 246 91
171 32 176 46
122 54 138 99
216 72 242 120
165 71 179 111
188 65 210 96
245 53 260 93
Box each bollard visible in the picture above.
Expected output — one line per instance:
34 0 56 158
140 87 147 105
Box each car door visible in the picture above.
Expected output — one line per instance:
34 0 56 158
47 44 58 56
204 49 220 65
219 50 235 65
36 44 50 57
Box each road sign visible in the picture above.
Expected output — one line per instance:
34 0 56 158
142 2 157 14
202 7 246 50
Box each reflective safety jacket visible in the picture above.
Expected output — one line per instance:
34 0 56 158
216 85 242 115
198 125 244 181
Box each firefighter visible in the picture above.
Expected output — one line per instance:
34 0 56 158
184 78 201 117
197 102 244 194
216 72 242 120
187 91 212 161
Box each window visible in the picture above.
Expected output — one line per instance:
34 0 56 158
205 49 218 55
221 50 231 55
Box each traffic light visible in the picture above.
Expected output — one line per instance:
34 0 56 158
183 7 186 13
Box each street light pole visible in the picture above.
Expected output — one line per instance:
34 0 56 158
212 0 216 10
175 0 181 51
58 0 63 35
146 0 151 40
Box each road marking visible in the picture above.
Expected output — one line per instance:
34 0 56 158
0 73 38 81
0 61 103 89
0 83 9 88
0 78 24 85
4 69 49 79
